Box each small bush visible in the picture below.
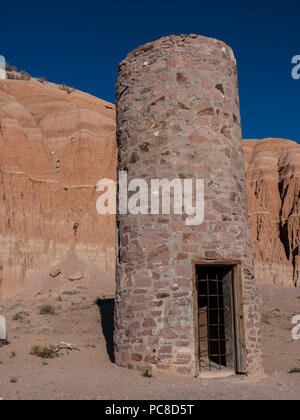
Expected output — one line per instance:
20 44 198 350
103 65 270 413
58 84 75 94
19 71 31 81
5 63 17 72
38 76 46 83
63 290 80 296
10 377 18 384
39 304 55 315
289 367 300 374
13 311 29 321
30 344 58 359
6 70 31 81
142 370 152 378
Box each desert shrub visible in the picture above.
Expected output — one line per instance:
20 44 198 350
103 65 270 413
38 76 46 83
30 344 58 359
6 72 17 80
19 71 31 81
58 84 75 94
39 304 55 315
289 367 300 374
63 290 80 296
10 377 18 384
5 63 16 72
13 311 29 321
142 370 152 378
5 63 17 72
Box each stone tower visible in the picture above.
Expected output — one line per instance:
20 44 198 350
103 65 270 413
114 34 262 376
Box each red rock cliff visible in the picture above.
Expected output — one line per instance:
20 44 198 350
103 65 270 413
1 78 299 295
243 138 300 287
0 78 117 297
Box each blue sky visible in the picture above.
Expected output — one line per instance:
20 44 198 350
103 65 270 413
0 0 299 141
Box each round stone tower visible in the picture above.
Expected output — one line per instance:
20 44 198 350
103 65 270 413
115 34 262 376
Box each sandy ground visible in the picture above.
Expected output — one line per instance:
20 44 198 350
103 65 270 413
0 278 299 400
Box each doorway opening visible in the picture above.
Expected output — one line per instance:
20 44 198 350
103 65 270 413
193 261 246 375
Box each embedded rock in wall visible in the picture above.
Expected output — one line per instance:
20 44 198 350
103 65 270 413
243 138 300 287
0 78 117 297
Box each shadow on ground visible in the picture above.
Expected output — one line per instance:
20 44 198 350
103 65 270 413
96 298 115 363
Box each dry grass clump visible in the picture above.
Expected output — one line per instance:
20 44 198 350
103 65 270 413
13 311 29 321
5 63 17 72
6 67 31 81
39 304 55 315
58 84 75 94
142 370 152 378
30 344 58 359
19 70 31 81
289 367 300 374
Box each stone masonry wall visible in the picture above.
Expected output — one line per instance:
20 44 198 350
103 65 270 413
115 34 262 376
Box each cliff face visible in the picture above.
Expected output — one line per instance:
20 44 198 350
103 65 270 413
0 77 299 295
243 138 300 287
0 78 117 297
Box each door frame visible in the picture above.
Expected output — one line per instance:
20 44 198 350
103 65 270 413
192 260 247 375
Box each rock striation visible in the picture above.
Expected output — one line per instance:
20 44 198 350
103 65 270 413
243 138 300 287
0 77 117 297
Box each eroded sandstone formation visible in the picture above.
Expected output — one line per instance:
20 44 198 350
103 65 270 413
0 78 117 297
243 138 300 287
